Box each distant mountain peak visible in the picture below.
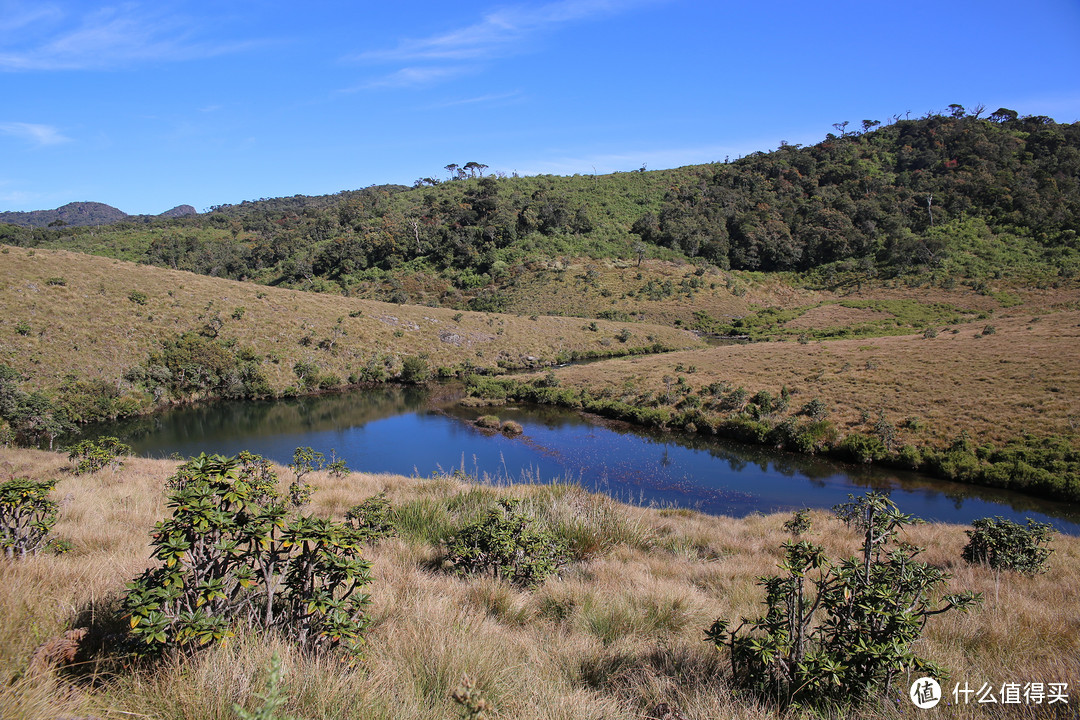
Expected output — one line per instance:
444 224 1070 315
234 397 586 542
159 205 197 218
0 201 198 228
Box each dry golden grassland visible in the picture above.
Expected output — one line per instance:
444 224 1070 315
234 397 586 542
0 246 703 395
495 258 811 326
466 257 1007 330
538 293 1080 448
2 448 1078 719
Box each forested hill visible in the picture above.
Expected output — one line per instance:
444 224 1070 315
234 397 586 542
631 110 1080 273
2 108 1078 290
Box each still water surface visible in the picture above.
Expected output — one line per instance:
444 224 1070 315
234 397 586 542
91 385 1080 534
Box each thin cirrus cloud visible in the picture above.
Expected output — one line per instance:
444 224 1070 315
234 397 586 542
0 2 258 71
351 0 663 87
0 122 71 146
358 65 476 90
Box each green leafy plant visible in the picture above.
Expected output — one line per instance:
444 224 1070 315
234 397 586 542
169 452 280 505
0 477 59 559
445 499 569 588
124 453 372 658
706 492 980 709
962 516 1055 575
399 355 431 384
782 509 812 536
326 449 349 479
345 493 396 543
287 446 324 507
68 436 131 475
799 398 829 421
128 290 149 305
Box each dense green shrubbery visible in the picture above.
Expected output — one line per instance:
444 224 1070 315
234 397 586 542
962 517 1055 575
68 436 131 475
0 364 73 449
445 499 569 588
707 493 980 709
0 477 60 559
345 494 397 543
126 332 271 403
832 432 888 464
124 453 372 658
399 355 431 384
57 376 142 423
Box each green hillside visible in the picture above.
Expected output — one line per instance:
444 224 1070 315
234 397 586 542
4 108 1076 311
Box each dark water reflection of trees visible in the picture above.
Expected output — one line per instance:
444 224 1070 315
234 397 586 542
87 384 1080 534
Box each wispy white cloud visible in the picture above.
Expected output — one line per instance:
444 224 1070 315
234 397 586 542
359 65 475 89
0 122 71 146
0 2 258 71
0 2 63 33
423 91 525 109
350 0 664 88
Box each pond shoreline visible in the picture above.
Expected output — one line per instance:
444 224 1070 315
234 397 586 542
83 383 1080 534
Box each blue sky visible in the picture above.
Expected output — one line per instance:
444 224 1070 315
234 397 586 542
2 0 1079 215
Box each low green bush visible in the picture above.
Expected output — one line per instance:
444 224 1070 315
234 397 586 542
962 516 1055 575
0 477 59 559
444 499 568 587
707 493 980 709
67 436 131 475
124 453 372 658
345 493 397 542
400 355 431 384
833 432 887 464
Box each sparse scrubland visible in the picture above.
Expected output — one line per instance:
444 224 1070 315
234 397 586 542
1 448 1078 719
0 245 700 410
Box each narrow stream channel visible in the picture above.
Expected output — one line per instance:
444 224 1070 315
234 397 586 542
87 384 1080 534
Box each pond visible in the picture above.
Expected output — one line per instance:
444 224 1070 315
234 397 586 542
90 384 1080 534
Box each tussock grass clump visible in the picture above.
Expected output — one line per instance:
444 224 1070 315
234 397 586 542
474 415 501 430
499 420 523 435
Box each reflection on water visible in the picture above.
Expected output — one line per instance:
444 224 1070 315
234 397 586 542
88 384 1080 534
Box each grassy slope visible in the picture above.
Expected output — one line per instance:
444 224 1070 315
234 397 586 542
0 245 703 395
1 448 1077 719
516 287 1080 448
